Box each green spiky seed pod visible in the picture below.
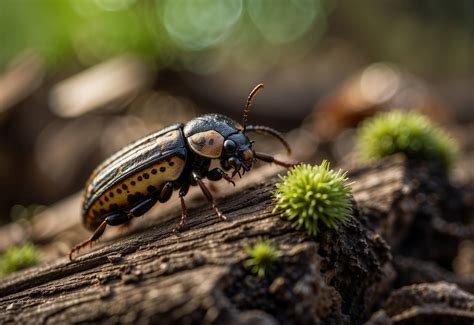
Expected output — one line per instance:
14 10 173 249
273 161 352 236
357 110 459 171
244 239 281 278
0 242 40 276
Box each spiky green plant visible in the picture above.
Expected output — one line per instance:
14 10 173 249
0 242 40 276
244 239 281 278
357 110 458 171
273 161 352 236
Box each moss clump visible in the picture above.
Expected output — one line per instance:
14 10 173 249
357 110 458 171
273 161 352 236
0 242 40 276
244 239 281 278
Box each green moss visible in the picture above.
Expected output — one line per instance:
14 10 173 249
357 110 459 171
244 239 281 278
273 161 352 236
0 242 40 276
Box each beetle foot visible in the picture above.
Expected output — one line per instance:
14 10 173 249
173 196 188 232
69 220 107 261
172 215 188 233
212 204 227 221
69 241 91 261
172 223 185 234
221 172 235 186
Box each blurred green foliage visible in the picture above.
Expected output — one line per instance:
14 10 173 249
0 242 40 276
0 0 325 72
357 111 459 171
244 238 281 278
2 0 473 75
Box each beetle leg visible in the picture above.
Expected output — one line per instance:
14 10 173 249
106 212 131 225
69 219 107 260
158 182 174 203
207 168 235 186
193 172 227 221
173 183 190 232
254 151 299 168
128 197 158 219
176 195 188 231
69 212 130 260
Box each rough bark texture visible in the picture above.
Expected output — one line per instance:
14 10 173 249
366 282 474 324
0 157 471 324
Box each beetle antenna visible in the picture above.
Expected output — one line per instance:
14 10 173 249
244 125 291 154
242 83 264 131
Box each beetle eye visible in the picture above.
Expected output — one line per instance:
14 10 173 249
223 140 237 153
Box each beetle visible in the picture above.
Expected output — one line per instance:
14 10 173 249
70 84 295 259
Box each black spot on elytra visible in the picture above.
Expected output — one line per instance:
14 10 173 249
117 189 122 194
109 192 114 198
169 161 175 166
208 138 214 145
138 176 143 181
122 184 128 190
104 196 109 202
160 166 166 172
143 173 149 179
147 185 157 193
131 181 136 186
151 169 157 175
99 200 104 206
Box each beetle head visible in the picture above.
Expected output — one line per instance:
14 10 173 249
184 83 291 176
220 132 254 177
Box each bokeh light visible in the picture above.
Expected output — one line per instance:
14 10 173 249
163 0 243 51
248 0 320 44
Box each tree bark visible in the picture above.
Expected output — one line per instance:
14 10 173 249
0 157 460 324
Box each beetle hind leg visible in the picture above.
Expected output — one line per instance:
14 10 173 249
127 197 158 219
69 212 129 260
69 220 108 260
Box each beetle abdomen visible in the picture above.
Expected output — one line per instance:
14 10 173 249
85 154 186 230
82 124 187 229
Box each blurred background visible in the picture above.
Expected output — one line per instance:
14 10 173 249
0 0 473 238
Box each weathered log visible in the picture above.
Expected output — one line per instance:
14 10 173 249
393 256 474 293
0 157 451 324
366 282 474 324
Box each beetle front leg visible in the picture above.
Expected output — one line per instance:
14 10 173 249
254 151 299 168
193 172 227 221
207 168 235 186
